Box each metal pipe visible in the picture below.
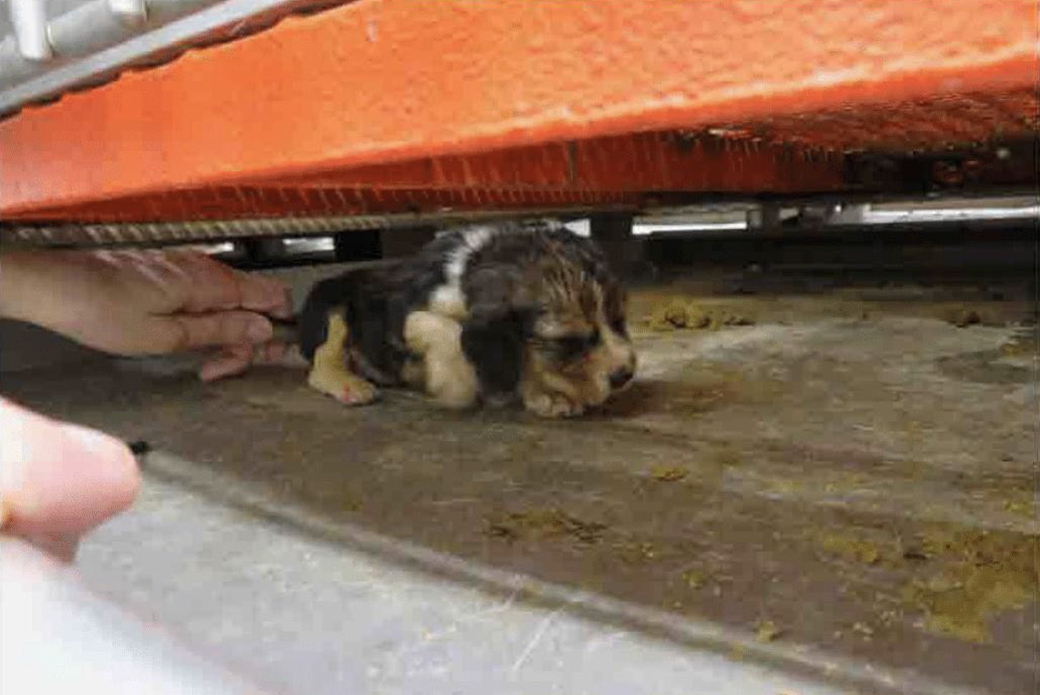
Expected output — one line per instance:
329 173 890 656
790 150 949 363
48 0 147 59
0 0 224 91
109 0 150 22
7 0 53 60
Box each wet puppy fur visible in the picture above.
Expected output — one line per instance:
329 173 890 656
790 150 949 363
297 220 637 417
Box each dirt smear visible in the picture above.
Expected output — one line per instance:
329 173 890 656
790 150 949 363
813 526 1039 644
645 299 755 332
486 508 608 544
902 528 1039 643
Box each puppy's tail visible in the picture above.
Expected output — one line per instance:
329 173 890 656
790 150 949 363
266 271 357 367
269 315 301 346
260 315 311 369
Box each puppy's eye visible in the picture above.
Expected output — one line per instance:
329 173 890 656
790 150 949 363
610 317 628 336
551 330 600 361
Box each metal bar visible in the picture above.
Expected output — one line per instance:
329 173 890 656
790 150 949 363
0 206 632 248
7 0 52 60
109 0 149 21
47 0 147 58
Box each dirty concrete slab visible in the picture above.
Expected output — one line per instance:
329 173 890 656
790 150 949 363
2 283 1037 695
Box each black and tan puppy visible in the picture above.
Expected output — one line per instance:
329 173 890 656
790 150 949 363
295 220 636 417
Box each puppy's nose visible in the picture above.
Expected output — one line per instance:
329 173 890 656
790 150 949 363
609 367 634 389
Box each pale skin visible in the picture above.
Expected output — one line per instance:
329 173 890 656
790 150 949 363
0 249 294 559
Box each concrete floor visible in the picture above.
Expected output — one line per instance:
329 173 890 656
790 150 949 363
2 270 1037 695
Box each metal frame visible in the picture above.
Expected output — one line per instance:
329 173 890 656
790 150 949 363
0 0 349 115
0 206 633 248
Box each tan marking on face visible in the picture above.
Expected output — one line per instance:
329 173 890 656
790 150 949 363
307 312 379 406
403 310 479 410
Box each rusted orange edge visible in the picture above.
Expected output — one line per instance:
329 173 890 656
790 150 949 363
2 0 1038 217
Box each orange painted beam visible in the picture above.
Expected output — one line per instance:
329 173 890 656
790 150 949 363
269 132 847 193
8 131 853 222
1 0 1038 219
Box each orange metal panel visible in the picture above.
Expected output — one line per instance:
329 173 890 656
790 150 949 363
258 136 845 195
11 132 851 222
739 89 1040 152
1 0 1037 220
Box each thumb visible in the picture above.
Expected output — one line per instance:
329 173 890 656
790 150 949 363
0 398 140 542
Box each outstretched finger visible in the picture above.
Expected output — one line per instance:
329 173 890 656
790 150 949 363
170 251 244 313
235 270 293 318
158 311 274 352
198 345 252 382
198 341 306 382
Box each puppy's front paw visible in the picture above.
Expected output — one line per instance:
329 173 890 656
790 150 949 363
523 390 585 418
336 377 380 406
308 369 379 406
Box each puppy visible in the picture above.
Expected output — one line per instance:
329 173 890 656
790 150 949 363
294 220 636 417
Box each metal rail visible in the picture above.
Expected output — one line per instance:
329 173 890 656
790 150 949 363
0 206 636 248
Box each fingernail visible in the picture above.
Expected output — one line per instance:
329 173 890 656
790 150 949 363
63 423 126 458
246 317 273 343
198 363 220 382
268 287 294 318
199 359 241 382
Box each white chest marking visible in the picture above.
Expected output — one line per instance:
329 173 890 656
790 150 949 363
428 225 496 319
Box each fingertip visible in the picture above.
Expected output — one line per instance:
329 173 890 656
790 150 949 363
243 273 293 316
199 365 227 382
62 423 141 518
172 311 273 352
270 293 294 319
1 399 140 539
198 363 221 382
199 348 250 382
246 315 274 343
0 410 141 537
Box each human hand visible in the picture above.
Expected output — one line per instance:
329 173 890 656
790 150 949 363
0 397 140 561
1 249 294 380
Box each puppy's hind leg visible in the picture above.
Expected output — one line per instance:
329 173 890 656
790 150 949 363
307 312 379 406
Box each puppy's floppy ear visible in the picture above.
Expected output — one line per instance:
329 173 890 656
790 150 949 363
460 264 538 396
461 307 534 397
